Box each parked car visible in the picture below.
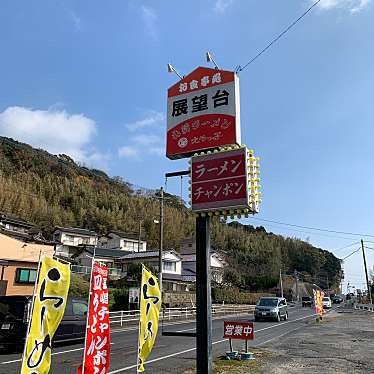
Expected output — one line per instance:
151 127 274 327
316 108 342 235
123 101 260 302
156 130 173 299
0 295 88 351
322 296 332 309
254 297 288 322
302 296 313 307
332 295 344 304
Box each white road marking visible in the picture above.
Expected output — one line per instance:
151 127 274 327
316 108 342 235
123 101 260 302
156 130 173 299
0 343 115 365
111 311 252 334
108 312 317 373
0 308 313 367
0 313 249 365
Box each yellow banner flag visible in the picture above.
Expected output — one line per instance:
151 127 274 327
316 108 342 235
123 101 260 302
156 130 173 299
21 256 70 374
137 265 161 372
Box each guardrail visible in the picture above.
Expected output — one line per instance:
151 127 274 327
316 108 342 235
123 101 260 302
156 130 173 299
109 304 255 327
354 303 374 312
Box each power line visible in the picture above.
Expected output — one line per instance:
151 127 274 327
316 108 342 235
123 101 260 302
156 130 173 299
342 248 361 261
237 0 322 72
251 217 374 238
332 241 361 253
251 220 358 241
363 245 374 252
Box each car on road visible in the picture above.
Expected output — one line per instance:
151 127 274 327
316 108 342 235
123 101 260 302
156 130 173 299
302 296 313 307
254 297 288 322
322 296 332 309
332 295 344 304
0 295 88 351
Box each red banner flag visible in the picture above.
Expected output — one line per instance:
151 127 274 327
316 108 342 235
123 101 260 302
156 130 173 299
78 262 110 374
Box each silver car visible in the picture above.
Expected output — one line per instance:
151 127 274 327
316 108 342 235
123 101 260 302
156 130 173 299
254 297 288 322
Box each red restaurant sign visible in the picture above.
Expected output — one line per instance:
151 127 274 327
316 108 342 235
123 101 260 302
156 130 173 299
166 66 241 159
223 321 254 340
191 147 251 212
80 262 111 374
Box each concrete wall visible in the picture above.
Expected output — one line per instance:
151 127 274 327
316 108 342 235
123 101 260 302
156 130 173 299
163 291 196 307
3 261 39 296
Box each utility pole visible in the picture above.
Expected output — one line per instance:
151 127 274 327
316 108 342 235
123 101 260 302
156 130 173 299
137 219 142 254
158 187 164 296
361 239 373 305
279 268 283 298
294 270 299 302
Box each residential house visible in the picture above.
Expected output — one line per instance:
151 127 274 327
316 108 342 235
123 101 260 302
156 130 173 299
53 226 98 258
0 232 54 296
98 230 147 253
72 245 126 279
180 237 227 284
0 212 34 234
119 250 188 292
0 212 35 241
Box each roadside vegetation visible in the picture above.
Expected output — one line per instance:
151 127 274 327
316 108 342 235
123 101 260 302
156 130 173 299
0 136 342 292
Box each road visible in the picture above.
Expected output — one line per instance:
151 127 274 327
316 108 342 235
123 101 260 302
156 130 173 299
0 305 317 374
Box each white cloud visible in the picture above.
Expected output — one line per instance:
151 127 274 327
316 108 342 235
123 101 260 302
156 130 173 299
119 111 165 159
214 0 234 13
118 146 139 158
125 110 165 132
0 106 108 168
317 0 371 13
141 5 158 39
68 10 82 30
148 147 164 156
130 134 161 146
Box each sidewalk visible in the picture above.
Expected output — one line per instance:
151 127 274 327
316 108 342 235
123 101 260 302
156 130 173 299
258 309 374 373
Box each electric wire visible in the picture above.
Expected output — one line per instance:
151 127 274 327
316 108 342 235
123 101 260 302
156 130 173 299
363 245 374 252
249 220 358 241
332 241 361 253
251 217 374 238
237 0 322 72
342 248 361 261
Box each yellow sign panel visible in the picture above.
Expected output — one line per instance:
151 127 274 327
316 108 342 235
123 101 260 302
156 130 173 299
137 266 161 372
21 257 70 374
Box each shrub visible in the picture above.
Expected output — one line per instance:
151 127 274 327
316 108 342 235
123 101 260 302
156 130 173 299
212 287 274 304
68 274 89 299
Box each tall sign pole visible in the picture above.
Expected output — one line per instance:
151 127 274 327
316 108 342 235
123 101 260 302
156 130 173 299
196 216 212 374
166 64 261 373
159 187 164 295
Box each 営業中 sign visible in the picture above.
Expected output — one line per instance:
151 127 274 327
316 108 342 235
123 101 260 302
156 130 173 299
223 321 254 340
167 67 241 159
191 147 260 214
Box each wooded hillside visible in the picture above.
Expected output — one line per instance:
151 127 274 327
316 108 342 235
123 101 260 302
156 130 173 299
0 136 341 290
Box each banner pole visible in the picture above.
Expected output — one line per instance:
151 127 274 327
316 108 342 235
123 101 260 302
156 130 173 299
20 250 43 374
136 264 144 373
82 246 96 374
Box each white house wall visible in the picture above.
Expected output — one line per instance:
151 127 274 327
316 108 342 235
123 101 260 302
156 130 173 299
58 232 98 247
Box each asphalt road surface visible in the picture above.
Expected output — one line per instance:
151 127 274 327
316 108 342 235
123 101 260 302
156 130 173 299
0 305 317 374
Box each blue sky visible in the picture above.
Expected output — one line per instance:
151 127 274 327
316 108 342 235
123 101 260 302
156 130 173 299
0 0 373 290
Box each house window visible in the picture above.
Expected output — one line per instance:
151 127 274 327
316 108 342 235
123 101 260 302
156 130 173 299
163 261 176 272
15 268 38 284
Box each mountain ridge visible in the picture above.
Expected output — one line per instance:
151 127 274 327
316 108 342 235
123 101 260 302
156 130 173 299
0 136 342 291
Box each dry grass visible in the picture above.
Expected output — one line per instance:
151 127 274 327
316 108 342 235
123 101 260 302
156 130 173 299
183 349 270 374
